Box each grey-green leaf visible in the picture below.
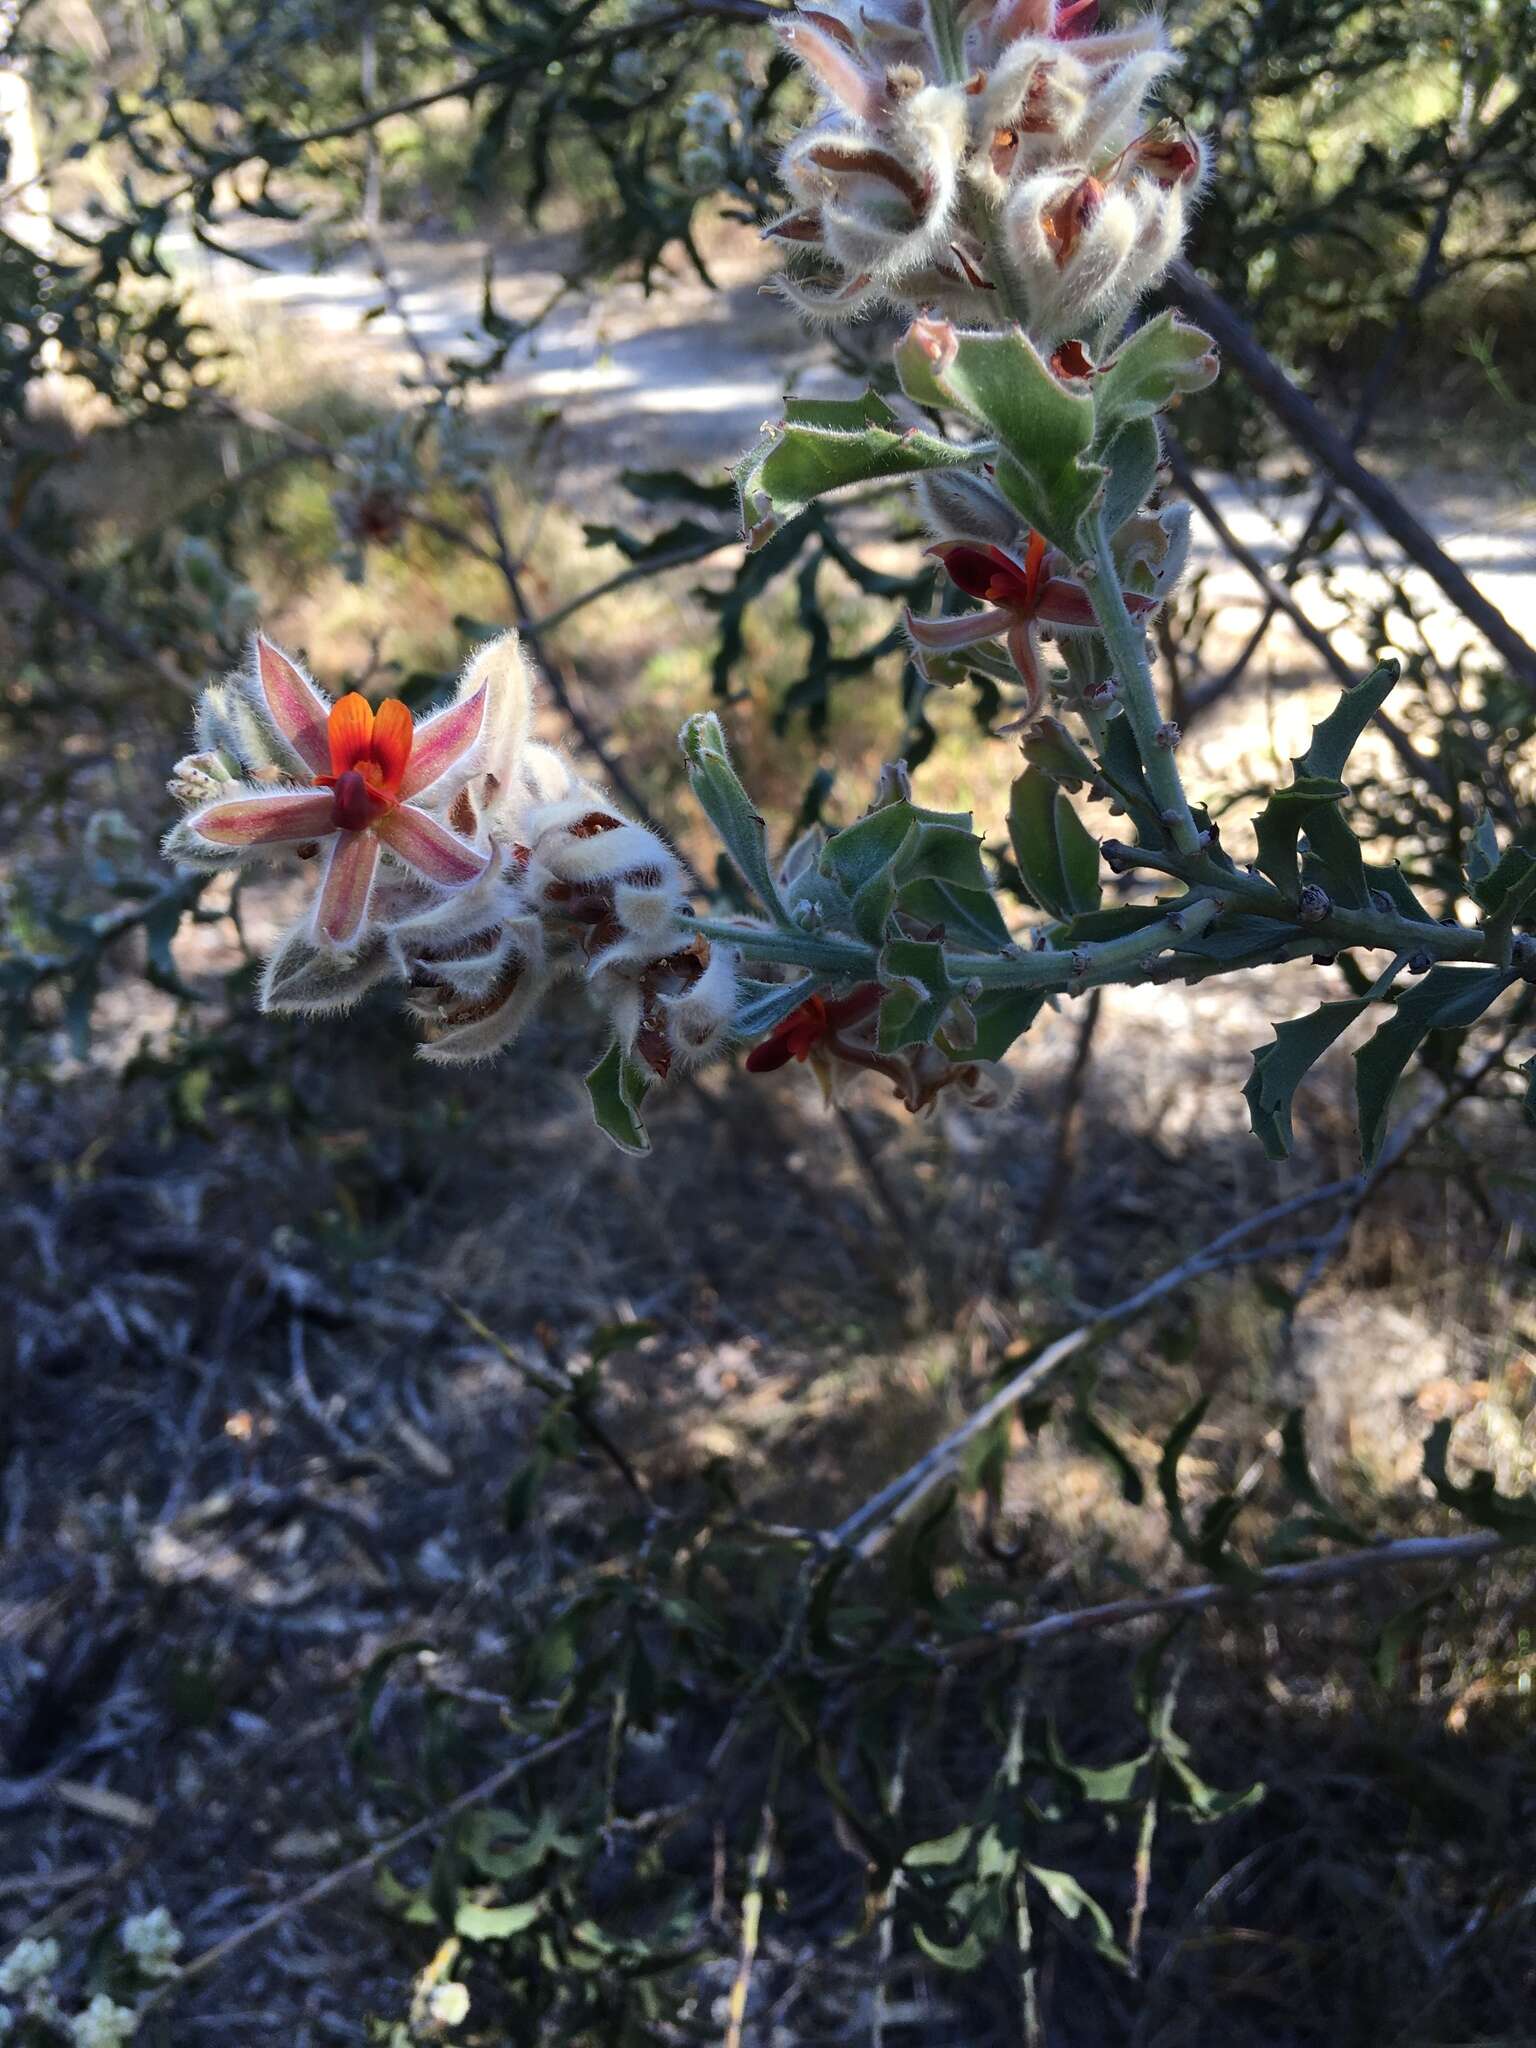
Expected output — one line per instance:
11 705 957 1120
1244 998 1370 1160
586 1041 651 1156
1355 965 1512 1164
1008 766 1101 921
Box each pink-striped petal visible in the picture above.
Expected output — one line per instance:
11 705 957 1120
255 637 332 775
374 802 487 887
315 831 381 947
777 18 881 119
189 788 337 848
398 683 489 802
906 604 1015 651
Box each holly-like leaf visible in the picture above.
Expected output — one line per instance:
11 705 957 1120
877 936 953 1049
1099 417 1161 538
1022 716 1096 787
820 800 919 897
732 975 829 1042
1296 657 1401 781
1008 766 1101 921
736 389 976 544
455 1897 545 1941
586 1041 651 1156
1300 803 1371 910
1026 1865 1126 1964
922 328 1101 553
1355 966 1513 1164
1244 997 1370 1160
1467 809 1501 886
1470 844 1536 961
967 987 1046 1060
1091 312 1219 446
1251 775 1349 895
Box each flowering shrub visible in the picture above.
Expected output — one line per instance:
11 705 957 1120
161 0 1534 1169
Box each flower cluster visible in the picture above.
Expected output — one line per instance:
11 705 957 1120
769 0 1205 338
163 633 740 1076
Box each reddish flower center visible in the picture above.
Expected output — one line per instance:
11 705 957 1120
315 692 415 833
936 533 1050 617
745 985 886 1074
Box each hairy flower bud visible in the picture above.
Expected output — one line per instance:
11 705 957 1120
768 0 1197 337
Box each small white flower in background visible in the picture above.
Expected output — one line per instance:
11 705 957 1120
0 1938 59 1995
421 1979 471 2033
69 1995 139 2048
120 1907 182 1980
0 2003 12 2040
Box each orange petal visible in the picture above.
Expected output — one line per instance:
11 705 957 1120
327 691 375 778
369 697 414 793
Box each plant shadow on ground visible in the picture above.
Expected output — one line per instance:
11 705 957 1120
2 973 1532 2045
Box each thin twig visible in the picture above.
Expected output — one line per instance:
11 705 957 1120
938 1530 1510 1661
829 1172 1365 1558
141 1722 598 2013
1031 986 1103 1244
724 1732 786 2048
447 1298 651 1504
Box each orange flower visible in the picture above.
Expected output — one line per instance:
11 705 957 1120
177 638 490 948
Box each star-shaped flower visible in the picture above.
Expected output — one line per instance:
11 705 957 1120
170 638 489 947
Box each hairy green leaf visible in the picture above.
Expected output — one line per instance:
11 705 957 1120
1008 766 1102 921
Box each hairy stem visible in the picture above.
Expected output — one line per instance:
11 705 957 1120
1087 510 1202 855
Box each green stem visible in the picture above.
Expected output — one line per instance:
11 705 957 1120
684 914 877 976
955 899 1218 990
1113 846 1494 965
1087 510 1202 857
926 0 966 83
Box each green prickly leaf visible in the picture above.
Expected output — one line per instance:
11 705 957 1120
849 867 897 946
1300 802 1371 909
1355 966 1513 1164
1470 844 1536 961
1007 766 1102 921
1244 998 1370 1160
1022 716 1096 787
1251 776 1348 895
1466 809 1500 886
926 328 1101 554
1090 313 1220 446
819 800 916 896
967 987 1047 1060
1297 658 1402 782
1098 417 1162 539
679 711 787 920
877 936 953 1050
735 388 976 542
899 875 1013 952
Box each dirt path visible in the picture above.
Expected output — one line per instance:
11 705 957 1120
164 214 1536 694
